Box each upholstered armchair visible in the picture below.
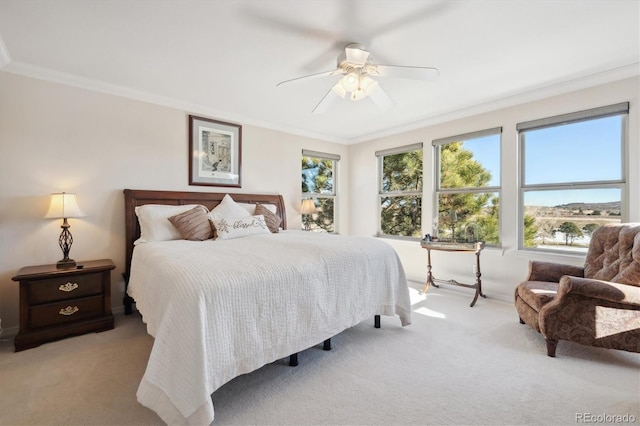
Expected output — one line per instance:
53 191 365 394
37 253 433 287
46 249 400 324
515 223 640 357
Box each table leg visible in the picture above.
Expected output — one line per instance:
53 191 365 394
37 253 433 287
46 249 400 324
469 251 486 307
420 248 435 294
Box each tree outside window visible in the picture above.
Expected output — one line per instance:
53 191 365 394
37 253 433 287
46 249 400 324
378 145 423 238
302 151 338 232
434 129 503 245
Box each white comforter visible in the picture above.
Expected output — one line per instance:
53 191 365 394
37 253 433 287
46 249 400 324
128 231 411 425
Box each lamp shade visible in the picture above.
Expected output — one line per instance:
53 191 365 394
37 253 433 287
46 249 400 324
300 199 318 215
44 192 86 219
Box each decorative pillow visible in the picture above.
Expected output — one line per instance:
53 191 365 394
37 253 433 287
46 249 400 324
134 204 204 244
207 194 251 223
168 206 213 241
255 203 282 233
211 215 271 240
238 203 278 216
239 203 257 215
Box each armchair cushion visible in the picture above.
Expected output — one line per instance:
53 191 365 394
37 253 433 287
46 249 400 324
516 281 558 310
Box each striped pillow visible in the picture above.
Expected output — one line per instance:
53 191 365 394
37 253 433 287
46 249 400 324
255 203 282 233
168 206 214 241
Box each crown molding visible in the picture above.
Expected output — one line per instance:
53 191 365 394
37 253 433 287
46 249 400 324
349 63 640 144
0 60 348 144
2 59 637 146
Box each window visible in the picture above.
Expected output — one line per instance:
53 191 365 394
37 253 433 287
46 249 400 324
377 143 423 238
301 149 339 232
433 128 501 244
518 103 627 253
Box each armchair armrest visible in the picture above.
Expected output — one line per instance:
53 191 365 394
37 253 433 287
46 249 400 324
557 276 640 306
539 275 640 355
526 260 584 282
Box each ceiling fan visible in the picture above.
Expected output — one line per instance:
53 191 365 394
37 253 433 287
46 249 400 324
277 43 439 114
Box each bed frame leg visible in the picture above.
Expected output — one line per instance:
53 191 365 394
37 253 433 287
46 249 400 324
123 294 134 315
374 315 381 328
323 338 331 351
122 272 133 315
289 353 298 367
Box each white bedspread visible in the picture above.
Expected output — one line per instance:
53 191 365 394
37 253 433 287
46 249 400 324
128 231 411 425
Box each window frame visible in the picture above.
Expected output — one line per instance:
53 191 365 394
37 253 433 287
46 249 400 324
376 143 423 240
301 149 339 233
517 102 628 253
433 127 502 246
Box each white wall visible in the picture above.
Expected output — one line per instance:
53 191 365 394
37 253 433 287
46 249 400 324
1 71 637 333
348 76 639 303
0 72 349 332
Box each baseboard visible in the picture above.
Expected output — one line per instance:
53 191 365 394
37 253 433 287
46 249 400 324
0 324 19 340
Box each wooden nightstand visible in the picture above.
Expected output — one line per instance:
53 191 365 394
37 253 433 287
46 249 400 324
11 259 116 351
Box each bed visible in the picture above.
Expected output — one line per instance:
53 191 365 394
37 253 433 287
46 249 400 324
123 189 412 425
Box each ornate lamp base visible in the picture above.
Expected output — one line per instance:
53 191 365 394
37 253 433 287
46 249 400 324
56 219 77 269
56 258 77 269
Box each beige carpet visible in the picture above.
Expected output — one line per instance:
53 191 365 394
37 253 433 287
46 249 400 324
1 283 638 426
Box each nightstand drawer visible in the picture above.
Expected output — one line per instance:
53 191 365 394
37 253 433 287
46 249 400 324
28 274 102 304
29 296 104 329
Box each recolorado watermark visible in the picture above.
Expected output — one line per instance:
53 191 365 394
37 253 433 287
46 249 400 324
576 413 636 423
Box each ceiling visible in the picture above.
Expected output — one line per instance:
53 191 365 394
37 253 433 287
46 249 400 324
1 0 638 144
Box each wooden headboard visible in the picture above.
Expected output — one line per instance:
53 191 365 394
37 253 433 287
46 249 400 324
123 189 287 278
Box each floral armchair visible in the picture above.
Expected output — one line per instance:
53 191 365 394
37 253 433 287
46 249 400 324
515 223 640 357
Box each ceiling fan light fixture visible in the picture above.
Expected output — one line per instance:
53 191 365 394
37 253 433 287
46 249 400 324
340 72 360 93
331 83 347 99
350 76 378 101
360 76 377 94
344 44 370 66
277 43 439 113
350 90 365 101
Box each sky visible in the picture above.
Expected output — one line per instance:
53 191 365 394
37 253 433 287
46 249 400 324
461 115 623 207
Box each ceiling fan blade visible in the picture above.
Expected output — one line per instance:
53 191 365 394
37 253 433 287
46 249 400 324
276 70 337 87
368 83 395 111
243 8 339 42
312 88 341 115
345 45 370 65
301 40 350 71
373 2 453 40
373 65 440 81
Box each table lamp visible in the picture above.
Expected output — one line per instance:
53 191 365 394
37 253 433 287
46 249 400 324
300 199 318 231
44 192 86 268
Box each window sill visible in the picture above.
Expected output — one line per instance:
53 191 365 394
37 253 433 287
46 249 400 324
511 247 586 263
375 234 421 243
375 236 507 255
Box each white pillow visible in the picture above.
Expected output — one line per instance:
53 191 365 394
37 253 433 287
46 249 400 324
207 194 251 223
135 204 204 245
239 203 256 215
211 215 271 240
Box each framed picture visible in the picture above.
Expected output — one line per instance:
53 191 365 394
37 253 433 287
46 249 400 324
189 115 242 187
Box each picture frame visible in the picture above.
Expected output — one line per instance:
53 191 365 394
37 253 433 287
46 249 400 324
189 115 242 187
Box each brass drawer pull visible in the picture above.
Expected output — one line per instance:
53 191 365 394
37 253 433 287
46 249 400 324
59 306 79 316
59 282 79 292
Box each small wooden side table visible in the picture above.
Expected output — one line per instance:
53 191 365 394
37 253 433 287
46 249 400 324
11 259 115 351
420 241 486 307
